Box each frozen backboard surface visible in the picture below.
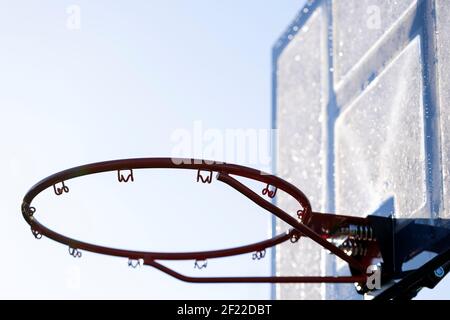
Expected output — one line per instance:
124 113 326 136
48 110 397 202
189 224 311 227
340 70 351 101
273 0 449 299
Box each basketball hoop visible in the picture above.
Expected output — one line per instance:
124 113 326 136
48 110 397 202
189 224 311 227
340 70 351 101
21 158 372 285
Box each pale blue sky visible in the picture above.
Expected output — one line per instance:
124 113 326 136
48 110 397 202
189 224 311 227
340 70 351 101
0 0 305 299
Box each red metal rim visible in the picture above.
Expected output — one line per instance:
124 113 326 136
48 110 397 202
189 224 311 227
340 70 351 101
22 157 368 283
21 157 311 262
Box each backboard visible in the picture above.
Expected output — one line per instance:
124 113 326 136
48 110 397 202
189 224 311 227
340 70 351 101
273 0 449 299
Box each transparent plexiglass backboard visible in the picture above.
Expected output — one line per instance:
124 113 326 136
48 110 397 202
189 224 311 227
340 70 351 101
273 0 449 299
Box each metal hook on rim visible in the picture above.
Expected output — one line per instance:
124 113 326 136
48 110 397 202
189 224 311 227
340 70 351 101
31 228 42 239
196 170 213 184
53 181 69 195
262 184 277 198
128 258 142 268
22 203 36 217
69 247 82 258
252 249 266 260
290 233 300 243
297 209 305 222
118 169 134 183
194 259 208 269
